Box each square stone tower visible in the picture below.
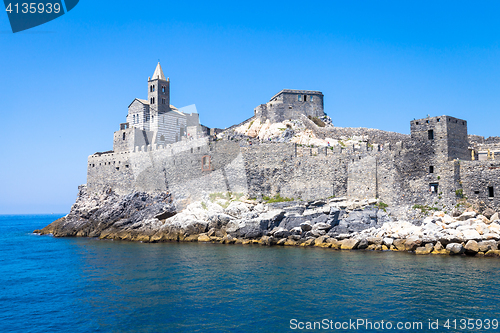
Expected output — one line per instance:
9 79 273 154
410 115 469 161
254 89 324 123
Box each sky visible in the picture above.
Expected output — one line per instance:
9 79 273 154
1 1 500 214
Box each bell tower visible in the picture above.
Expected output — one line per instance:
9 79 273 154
148 62 170 114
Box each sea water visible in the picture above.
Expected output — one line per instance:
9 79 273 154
1 214 500 332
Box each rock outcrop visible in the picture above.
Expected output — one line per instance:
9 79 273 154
36 186 500 258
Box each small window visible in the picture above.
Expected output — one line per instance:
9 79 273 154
429 166 434 173
474 190 480 194
416 122 419 125
429 183 439 193
123 132 126 140
304 95 307 101
462 121 465 125
426 120 429 123
162 86 166 93
428 130 434 140
489 186 494 198
191 148 193 153
298 95 302 101
437 118 440 122
153 85 155 92
310 96 313 102
288 106 292 109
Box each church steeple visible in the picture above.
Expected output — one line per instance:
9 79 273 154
148 62 170 114
152 62 166 81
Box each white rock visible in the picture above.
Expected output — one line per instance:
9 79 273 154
462 229 481 241
225 201 251 217
458 211 477 221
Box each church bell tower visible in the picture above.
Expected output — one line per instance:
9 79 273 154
148 62 170 114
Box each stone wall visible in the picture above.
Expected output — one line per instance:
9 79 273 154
254 90 324 123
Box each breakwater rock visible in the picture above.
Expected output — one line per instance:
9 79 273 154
36 186 500 257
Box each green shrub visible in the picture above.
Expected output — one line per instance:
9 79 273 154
264 194 294 203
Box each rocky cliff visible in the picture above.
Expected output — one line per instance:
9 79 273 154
36 186 500 257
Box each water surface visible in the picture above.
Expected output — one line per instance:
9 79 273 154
1 215 499 332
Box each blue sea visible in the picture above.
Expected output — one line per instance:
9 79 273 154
2 215 500 332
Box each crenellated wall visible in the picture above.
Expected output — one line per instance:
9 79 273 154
88 114 500 214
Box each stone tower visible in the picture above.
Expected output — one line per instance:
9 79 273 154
148 62 170 115
254 89 324 123
410 115 469 161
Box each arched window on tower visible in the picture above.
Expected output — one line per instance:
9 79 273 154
153 85 155 92
150 98 153 104
162 86 166 93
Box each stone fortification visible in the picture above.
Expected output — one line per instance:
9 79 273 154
36 64 500 261
254 89 324 123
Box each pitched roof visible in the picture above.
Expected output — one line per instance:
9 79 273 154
152 62 166 81
128 98 149 108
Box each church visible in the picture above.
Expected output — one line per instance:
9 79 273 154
113 63 206 153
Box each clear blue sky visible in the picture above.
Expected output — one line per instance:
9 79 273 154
1 1 500 214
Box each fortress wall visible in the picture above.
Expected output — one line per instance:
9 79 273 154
88 136 500 211
87 138 247 207
460 160 500 210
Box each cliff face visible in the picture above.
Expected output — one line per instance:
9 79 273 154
36 185 176 241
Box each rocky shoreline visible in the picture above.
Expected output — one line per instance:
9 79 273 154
35 185 500 257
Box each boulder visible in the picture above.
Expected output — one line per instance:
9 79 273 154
383 238 394 246
314 235 328 246
301 238 316 247
207 212 234 229
258 209 285 229
478 240 498 252
283 205 306 215
405 236 422 251
340 238 360 250
314 222 332 231
279 216 307 230
300 222 313 232
273 228 290 239
491 212 500 222
276 238 287 246
367 237 383 245
462 229 481 241
357 238 369 249
393 239 407 251
415 243 434 255
482 208 496 219
198 234 211 242
458 211 477 221
485 250 500 257
464 240 479 255
446 243 464 255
